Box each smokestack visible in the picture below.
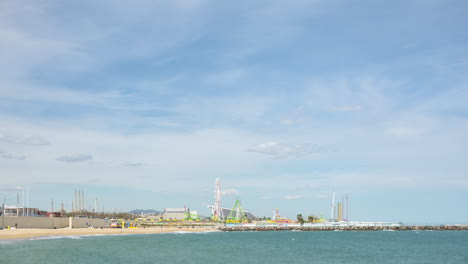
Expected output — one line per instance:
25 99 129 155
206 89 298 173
73 190 76 212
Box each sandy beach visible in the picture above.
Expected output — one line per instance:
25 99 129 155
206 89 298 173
0 226 219 240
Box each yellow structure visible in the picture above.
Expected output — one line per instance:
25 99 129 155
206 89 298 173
337 202 343 222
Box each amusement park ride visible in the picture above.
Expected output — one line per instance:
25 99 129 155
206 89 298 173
225 199 248 224
209 178 224 221
209 178 249 223
268 208 293 224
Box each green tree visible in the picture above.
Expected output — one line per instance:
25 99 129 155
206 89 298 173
297 214 305 225
308 215 316 223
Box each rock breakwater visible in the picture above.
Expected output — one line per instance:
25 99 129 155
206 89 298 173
219 225 468 232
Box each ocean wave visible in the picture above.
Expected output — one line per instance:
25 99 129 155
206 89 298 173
30 235 83 241
171 230 220 235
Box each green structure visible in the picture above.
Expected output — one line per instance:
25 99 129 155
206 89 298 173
226 199 247 223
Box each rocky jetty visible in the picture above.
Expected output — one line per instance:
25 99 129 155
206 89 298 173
219 225 468 232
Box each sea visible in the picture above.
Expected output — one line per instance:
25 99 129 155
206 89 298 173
1 230 467 264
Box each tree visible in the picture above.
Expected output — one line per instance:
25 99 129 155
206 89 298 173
297 214 305 225
308 215 316 223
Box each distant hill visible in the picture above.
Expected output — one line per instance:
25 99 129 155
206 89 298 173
130 209 162 215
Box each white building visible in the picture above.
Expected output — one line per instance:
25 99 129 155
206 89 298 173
3 205 40 216
163 208 188 220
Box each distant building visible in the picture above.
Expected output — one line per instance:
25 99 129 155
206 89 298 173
3 205 40 217
163 208 188 220
46 212 62 217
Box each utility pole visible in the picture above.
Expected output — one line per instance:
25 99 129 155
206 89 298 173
22 189 25 216
26 188 29 216
51 198 54 213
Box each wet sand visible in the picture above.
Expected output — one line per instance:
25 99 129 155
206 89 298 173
0 226 219 239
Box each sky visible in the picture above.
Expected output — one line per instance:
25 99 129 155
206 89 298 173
0 0 467 224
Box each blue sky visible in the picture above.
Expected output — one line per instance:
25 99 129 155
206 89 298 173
0 0 467 224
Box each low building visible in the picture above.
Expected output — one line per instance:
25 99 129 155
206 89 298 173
163 208 188 220
46 212 62 217
3 205 40 217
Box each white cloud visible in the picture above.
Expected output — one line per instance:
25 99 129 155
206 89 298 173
56 154 93 163
283 195 304 200
221 188 240 196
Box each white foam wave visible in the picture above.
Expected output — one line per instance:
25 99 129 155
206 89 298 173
172 230 220 234
29 235 83 241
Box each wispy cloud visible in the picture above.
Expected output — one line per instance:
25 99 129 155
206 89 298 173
202 69 248 85
331 105 363 112
315 195 328 200
121 162 149 167
248 142 307 158
0 150 25 160
283 195 304 200
0 133 50 145
56 154 93 163
385 127 423 137
248 142 337 159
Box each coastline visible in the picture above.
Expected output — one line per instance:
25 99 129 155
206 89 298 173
2 224 467 240
0 226 219 240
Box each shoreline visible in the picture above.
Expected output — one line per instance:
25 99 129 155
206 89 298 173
2 225 467 240
0 226 219 240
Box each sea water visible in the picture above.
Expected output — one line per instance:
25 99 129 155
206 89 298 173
1 231 467 264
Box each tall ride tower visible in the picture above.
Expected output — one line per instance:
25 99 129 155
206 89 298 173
212 178 224 221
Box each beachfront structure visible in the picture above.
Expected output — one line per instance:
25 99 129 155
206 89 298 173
163 208 189 220
3 205 40 217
